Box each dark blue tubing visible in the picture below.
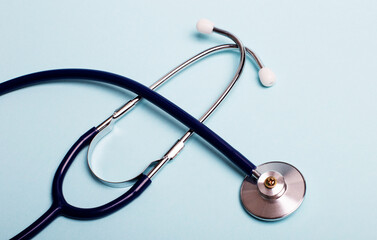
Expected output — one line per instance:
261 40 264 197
1 69 256 239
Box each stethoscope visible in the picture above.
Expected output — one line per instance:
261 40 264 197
1 19 306 240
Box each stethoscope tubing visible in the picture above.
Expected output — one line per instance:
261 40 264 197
1 69 256 239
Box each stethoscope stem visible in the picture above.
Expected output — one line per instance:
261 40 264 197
252 169 262 179
10 204 61 240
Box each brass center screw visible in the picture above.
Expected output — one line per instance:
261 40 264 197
264 176 277 189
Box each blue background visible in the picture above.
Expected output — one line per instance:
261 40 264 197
0 0 376 239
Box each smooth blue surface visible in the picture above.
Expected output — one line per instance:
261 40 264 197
0 0 376 239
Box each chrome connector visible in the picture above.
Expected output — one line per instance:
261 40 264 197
113 97 140 119
146 157 170 180
96 97 140 132
96 116 114 132
163 139 185 159
251 169 261 179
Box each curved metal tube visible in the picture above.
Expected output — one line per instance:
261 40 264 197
89 27 264 187
195 27 246 124
147 44 263 94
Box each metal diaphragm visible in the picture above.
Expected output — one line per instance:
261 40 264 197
240 161 306 221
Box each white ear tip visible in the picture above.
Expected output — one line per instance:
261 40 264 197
258 67 276 87
196 19 214 34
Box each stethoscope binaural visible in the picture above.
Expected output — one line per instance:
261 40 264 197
1 19 306 240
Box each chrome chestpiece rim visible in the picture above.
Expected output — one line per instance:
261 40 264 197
240 162 306 221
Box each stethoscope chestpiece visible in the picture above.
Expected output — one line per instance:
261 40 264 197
240 161 306 221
